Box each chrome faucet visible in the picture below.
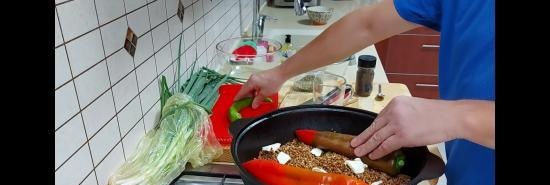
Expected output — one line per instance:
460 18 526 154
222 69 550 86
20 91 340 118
251 0 264 39
252 0 277 39
294 0 307 16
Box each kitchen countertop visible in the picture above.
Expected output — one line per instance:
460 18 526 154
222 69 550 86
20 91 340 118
261 0 383 35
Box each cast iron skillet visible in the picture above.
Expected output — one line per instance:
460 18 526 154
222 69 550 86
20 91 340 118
229 104 445 185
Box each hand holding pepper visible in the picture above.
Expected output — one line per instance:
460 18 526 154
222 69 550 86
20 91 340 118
295 129 405 176
228 97 273 122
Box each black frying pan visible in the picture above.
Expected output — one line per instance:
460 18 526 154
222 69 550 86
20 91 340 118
229 105 445 185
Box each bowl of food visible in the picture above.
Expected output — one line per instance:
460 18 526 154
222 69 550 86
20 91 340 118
230 105 445 185
307 6 334 25
211 37 283 79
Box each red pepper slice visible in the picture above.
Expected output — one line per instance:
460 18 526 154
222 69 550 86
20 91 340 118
242 159 369 185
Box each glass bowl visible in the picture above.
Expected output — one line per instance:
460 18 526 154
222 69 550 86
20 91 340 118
211 37 283 79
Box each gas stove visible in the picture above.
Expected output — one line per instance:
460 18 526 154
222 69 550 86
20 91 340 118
171 163 244 185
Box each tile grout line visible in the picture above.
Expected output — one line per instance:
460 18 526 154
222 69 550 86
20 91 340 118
122 0 148 140
56 92 146 180
89 1 113 184
78 168 96 185
91 0 128 165
56 5 100 185
56 0 236 132
56 0 241 180
56 0 216 90
163 0 177 92
55 0 197 48
146 0 161 89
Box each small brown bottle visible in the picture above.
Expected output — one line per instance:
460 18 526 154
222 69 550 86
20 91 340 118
355 55 377 97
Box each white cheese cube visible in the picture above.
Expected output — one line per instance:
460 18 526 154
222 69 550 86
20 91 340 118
310 148 323 157
277 152 291 164
371 180 382 185
312 167 327 173
354 158 368 168
262 143 281 152
345 159 365 174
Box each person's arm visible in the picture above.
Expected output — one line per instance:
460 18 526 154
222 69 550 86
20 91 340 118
235 0 419 107
350 96 495 160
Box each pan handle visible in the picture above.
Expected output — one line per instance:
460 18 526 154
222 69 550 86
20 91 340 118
229 117 256 137
409 152 445 185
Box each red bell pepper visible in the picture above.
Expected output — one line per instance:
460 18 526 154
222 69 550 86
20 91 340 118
242 159 369 185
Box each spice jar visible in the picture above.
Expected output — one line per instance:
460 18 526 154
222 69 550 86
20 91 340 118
355 55 376 97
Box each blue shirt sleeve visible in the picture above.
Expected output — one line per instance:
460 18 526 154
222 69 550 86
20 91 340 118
393 0 442 31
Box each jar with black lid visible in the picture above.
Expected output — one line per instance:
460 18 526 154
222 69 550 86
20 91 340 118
355 55 376 97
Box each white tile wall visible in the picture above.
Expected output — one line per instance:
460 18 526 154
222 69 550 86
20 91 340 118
73 61 110 107
183 25 195 50
170 35 185 63
66 30 105 77
55 145 94 185
81 90 116 137
182 0 193 8
55 0 244 183
112 72 139 111
148 0 168 28
100 17 127 56
55 83 80 129
107 49 135 84
127 6 151 37
80 173 98 185
124 0 147 13
117 97 143 136
56 0 98 41
143 101 161 132
55 114 86 169
89 118 121 165
168 16 183 40
55 47 72 88
152 22 170 52
122 119 146 156
165 0 180 16
95 144 125 185
136 57 158 91
134 32 155 65
139 79 160 112
95 0 126 25
192 0 203 21
155 43 173 74
55 10 64 47
182 5 194 30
